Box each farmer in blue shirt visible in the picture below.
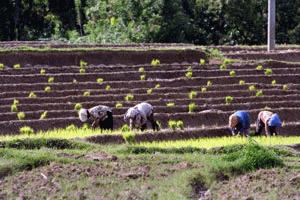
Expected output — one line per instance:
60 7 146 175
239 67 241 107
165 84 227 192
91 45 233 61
255 111 282 136
229 111 250 136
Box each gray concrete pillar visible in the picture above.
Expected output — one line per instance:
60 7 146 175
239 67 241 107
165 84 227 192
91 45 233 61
268 0 276 51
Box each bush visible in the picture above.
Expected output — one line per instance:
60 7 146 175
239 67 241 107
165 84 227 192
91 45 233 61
188 90 197 99
207 81 212 87
140 74 146 81
0 63 5 70
223 58 235 65
105 85 111 91
115 103 123 108
83 91 90 96
138 67 145 73
188 103 197 113
239 80 245 85
225 96 234 104
151 59 160 66
28 92 37 98
11 104 18 112
20 126 34 135
272 80 277 85
256 65 263 70
256 90 263 97
249 85 256 91
74 103 82 111
44 86 51 93
48 77 54 83
40 111 48 120
122 132 135 144
166 102 175 107
17 112 26 120
124 94 134 101
200 59 206 65
264 68 273 76
13 64 21 69
97 78 104 84
229 70 236 77
40 68 46 75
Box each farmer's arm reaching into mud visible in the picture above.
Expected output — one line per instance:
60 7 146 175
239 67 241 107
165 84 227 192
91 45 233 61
92 118 100 129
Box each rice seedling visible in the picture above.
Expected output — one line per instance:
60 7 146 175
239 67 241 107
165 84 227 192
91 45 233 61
239 80 245 85
188 90 197 99
83 91 90 96
44 86 51 93
283 84 289 91
74 103 82 111
188 103 197 113
140 74 146 81
40 68 46 75
219 64 227 70
151 59 160 66
0 63 4 70
138 67 145 73
125 94 134 101
272 80 277 85
223 58 235 65
17 112 26 120
28 92 37 98
155 84 161 89
249 85 256 91
19 126 34 135
166 102 175 107
80 60 88 68
225 96 234 104
229 70 236 77
115 103 123 108
200 59 205 65
207 80 212 87
201 87 207 93
176 120 184 130
79 68 86 74
147 88 153 94
256 65 263 70
105 85 111 91
256 90 263 97
13 99 19 105
11 104 18 112
13 64 21 69
48 77 55 83
40 111 48 120
168 120 184 130
97 78 104 84
73 79 78 84
264 68 273 76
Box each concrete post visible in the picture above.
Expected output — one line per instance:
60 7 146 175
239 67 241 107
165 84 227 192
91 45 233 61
268 0 276 51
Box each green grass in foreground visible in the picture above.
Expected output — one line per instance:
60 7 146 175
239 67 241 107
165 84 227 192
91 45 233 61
135 136 300 149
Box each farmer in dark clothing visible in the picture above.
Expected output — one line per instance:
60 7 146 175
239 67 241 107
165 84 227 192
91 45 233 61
78 105 113 130
229 111 250 136
255 111 282 136
124 102 160 131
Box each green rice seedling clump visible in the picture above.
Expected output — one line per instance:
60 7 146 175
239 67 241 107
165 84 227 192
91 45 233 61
283 84 289 91
11 104 18 112
125 94 134 101
74 103 82 111
272 80 277 85
140 75 146 81
151 59 160 66
83 91 90 96
189 90 197 99
155 84 160 89
13 64 21 69
207 81 212 87
225 96 234 104
40 68 46 75
97 78 104 84
105 85 111 91
138 67 145 73
17 112 26 120
44 86 51 93
0 63 5 70
239 80 245 85
229 70 236 77
256 90 263 97
256 65 263 70
20 126 34 135
188 103 197 113
200 59 206 65
48 77 54 83
249 85 256 91
40 111 48 120
115 103 123 108
147 88 153 94
166 102 175 107
28 92 37 98
201 87 207 93
264 68 273 76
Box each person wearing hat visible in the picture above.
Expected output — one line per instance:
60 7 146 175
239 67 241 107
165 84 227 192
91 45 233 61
229 111 250 136
124 102 160 131
78 105 113 130
255 111 282 136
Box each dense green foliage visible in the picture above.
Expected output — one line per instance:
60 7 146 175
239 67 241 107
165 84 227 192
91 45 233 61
0 0 299 44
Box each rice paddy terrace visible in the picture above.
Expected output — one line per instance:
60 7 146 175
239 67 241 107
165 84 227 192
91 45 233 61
0 43 300 139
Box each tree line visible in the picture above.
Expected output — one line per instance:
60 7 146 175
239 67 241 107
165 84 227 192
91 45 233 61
0 0 299 45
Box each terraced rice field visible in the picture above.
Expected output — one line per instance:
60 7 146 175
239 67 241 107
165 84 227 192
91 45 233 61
0 44 300 139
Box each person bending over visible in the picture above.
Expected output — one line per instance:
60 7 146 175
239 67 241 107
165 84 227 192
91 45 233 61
229 110 250 136
124 102 159 131
255 111 282 136
78 105 113 130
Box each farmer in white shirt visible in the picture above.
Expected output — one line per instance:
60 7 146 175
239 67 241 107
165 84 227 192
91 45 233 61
78 105 113 130
124 102 159 131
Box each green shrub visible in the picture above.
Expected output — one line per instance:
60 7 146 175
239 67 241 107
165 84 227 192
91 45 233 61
122 132 135 144
0 63 5 70
28 92 37 98
155 84 161 89
83 91 90 96
40 68 46 75
138 67 145 73
80 60 88 68
13 64 21 69
11 104 18 112
229 70 236 77
151 59 160 66
200 59 206 65
74 103 82 111
20 126 34 135
207 81 212 87
97 78 104 84
115 103 123 108
79 68 86 74
188 103 197 113
201 87 207 93
44 86 51 93
125 94 134 101
48 77 54 84
105 85 111 91
40 111 48 120
283 84 289 91
17 112 26 120
272 80 277 85
256 90 263 97
121 124 131 132
147 88 153 94
166 102 175 107
264 68 273 76
188 90 197 99
225 96 234 104
140 74 146 81
256 65 263 70
249 85 256 91
239 80 245 85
